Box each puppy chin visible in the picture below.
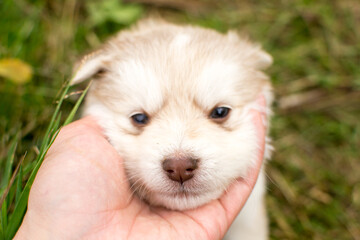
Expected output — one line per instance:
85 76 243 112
146 188 225 210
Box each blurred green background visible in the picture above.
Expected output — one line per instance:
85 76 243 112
0 0 359 239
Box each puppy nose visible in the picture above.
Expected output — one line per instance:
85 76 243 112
162 157 198 184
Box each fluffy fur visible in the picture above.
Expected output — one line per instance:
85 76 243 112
72 19 273 239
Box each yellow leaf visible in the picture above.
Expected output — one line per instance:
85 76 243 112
0 58 33 84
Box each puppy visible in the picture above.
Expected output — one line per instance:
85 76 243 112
71 19 273 239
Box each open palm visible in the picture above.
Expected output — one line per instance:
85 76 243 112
15 103 265 240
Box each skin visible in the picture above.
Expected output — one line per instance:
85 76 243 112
15 97 266 240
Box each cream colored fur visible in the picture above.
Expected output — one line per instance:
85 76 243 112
72 19 273 239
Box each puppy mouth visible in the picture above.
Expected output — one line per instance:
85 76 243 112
128 174 224 210
131 178 205 198
150 183 224 210
161 186 203 198
165 192 200 199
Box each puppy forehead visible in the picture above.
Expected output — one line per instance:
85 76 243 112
104 31 251 112
171 33 191 48
111 55 242 111
196 59 242 108
111 59 164 112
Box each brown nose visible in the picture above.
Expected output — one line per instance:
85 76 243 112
162 156 198 184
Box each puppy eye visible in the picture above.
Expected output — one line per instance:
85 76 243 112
210 106 231 121
131 113 149 126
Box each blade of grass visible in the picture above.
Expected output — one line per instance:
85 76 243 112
5 128 60 240
64 81 91 126
0 201 6 240
0 218 3 240
5 81 89 238
21 161 36 178
38 83 70 155
15 165 23 205
4 81 70 239
1 135 18 189
0 153 26 234
0 135 18 235
3 153 27 213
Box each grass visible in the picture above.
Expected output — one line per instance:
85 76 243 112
0 0 359 239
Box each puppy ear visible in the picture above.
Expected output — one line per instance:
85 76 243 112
251 49 273 70
226 31 273 70
71 51 111 85
244 45 273 70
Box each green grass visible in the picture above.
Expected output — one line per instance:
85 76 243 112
1 0 359 239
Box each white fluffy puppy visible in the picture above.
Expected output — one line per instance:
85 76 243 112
72 19 273 239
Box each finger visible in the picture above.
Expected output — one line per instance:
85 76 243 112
62 116 104 137
219 95 267 223
46 116 105 157
38 116 133 206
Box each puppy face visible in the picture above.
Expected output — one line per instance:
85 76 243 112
72 20 272 210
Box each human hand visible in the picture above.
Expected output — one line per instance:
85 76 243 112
15 97 266 240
